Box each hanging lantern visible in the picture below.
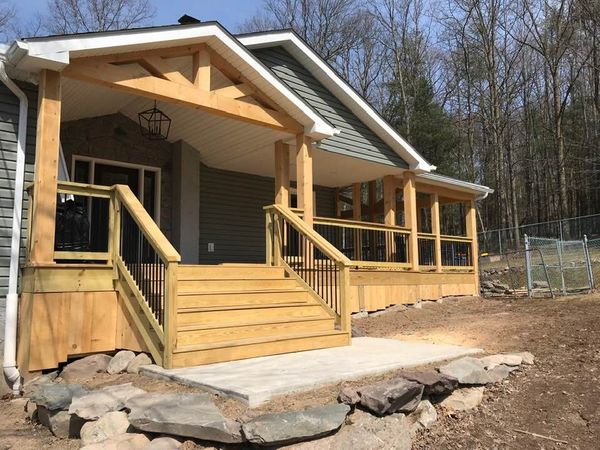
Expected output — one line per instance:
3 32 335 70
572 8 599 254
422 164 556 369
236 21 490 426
138 101 171 140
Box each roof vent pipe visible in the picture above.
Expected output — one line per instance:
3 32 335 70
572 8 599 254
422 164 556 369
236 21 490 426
0 61 28 395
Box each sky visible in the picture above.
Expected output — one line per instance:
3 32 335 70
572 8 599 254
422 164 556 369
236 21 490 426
17 0 265 32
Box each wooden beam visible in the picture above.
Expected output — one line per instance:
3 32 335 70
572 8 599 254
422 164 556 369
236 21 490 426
296 133 313 227
368 181 376 223
139 56 194 86
431 193 442 272
403 171 419 271
63 60 303 134
212 83 255 99
30 70 62 264
415 182 475 201
274 140 290 207
73 44 206 65
192 49 211 90
383 175 397 226
465 198 480 291
352 183 362 221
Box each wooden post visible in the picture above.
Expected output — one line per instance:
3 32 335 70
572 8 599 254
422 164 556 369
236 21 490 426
163 262 178 369
368 181 376 223
403 171 419 271
296 133 313 228
465 198 480 291
265 211 274 265
29 70 62 264
192 49 211 90
339 264 351 342
383 175 397 261
274 140 290 207
352 183 362 220
431 193 442 272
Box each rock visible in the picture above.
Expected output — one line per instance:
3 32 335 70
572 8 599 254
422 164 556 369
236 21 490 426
25 399 38 420
411 301 422 309
107 350 136 374
492 282 510 291
80 432 150 450
351 326 365 338
127 392 243 443
486 364 513 383
479 354 522 369
80 411 131 445
358 378 423 416
126 353 153 374
69 383 146 420
513 351 535 365
439 387 485 413
37 406 85 438
146 437 183 449
242 404 350 446
29 383 87 410
408 400 437 432
438 357 493 385
351 311 368 319
396 370 458 396
338 386 360 406
22 371 58 396
60 354 112 382
481 281 495 290
533 281 549 289
280 409 411 450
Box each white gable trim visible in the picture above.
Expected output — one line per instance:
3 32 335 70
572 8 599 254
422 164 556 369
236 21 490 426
238 31 435 173
6 23 337 139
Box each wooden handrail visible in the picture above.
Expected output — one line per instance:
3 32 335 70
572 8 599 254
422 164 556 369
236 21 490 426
440 235 472 243
114 185 181 263
314 216 411 233
57 180 112 198
265 205 352 267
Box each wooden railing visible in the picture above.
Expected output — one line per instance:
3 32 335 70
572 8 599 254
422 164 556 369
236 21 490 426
45 181 181 367
313 217 411 268
264 205 351 335
417 232 436 269
440 235 473 269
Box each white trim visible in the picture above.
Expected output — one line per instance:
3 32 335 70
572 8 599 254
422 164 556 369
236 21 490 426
238 31 435 173
416 173 494 200
6 23 337 140
71 155 162 224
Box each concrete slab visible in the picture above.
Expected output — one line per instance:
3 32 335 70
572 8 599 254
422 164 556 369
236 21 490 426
141 337 482 407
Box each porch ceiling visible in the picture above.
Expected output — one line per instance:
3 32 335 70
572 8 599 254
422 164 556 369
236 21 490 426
61 79 405 187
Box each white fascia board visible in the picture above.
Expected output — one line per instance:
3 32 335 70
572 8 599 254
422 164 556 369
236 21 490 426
238 31 435 173
416 172 494 200
7 24 336 139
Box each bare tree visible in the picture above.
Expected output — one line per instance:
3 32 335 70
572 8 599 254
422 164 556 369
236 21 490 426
0 0 15 40
45 0 156 34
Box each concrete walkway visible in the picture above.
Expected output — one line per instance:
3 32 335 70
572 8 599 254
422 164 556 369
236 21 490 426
142 337 482 407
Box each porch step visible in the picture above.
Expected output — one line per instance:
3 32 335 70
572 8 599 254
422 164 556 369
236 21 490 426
177 316 335 346
178 265 286 280
177 278 298 293
177 288 311 308
172 330 349 367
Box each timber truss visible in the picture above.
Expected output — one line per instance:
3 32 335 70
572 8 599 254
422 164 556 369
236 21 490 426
62 44 303 134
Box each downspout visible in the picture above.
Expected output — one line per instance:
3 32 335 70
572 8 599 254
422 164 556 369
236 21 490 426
0 61 28 394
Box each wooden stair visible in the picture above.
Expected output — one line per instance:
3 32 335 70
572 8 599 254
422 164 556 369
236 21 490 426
172 264 349 367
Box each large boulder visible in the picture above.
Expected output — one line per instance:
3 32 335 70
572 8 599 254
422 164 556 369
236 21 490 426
439 387 485 413
358 378 423 416
107 351 136 374
60 354 112 382
126 353 153 374
438 357 493 385
22 371 58 397
479 354 522 370
486 364 514 383
127 392 244 443
80 411 132 446
37 406 85 438
29 383 87 410
338 386 361 406
242 404 350 446
396 370 458 396
80 432 150 450
69 383 146 420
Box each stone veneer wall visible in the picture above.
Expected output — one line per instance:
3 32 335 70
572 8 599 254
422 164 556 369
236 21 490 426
61 113 174 239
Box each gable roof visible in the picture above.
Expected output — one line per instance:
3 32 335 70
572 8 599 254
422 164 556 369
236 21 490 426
237 30 435 173
4 22 337 140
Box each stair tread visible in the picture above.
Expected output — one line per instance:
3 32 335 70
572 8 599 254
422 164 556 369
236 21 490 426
178 277 291 282
178 301 318 313
174 330 347 353
177 315 334 332
177 288 306 296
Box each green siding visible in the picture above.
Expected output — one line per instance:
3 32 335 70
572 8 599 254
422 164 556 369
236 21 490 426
252 46 408 169
199 164 335 264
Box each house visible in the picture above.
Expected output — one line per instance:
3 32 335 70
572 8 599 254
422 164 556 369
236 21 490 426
0 21 492 389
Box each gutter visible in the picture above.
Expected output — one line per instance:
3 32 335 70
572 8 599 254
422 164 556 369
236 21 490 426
0 61 28 395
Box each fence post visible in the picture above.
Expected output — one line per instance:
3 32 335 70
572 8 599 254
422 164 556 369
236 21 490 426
524 234 533 298
556 239 567 295
583 235 594 290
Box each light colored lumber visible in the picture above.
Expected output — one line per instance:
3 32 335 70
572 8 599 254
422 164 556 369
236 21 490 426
192 48 211 90
164 262 178 369
352 183 362 220
30 70 62 264
212 83 254 99
139 56 194 86
403 171 419 271
274 140 290 207
431 193 443 272
465 197 480 291
296 134 314 227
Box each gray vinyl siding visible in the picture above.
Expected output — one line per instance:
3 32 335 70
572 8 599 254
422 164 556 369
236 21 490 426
199 164 335 264
0 82 37 296
252 46 408 169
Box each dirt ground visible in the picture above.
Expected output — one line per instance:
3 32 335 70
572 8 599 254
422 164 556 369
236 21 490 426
1 293 599 449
